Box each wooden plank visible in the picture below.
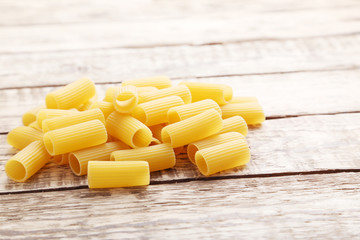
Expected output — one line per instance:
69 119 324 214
1 69 360 133
0 2 360 53
1 0 358 26
1 173 360 238
1 113 360 193
1 34 360 89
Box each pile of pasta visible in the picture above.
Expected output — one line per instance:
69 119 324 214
5 77 265 188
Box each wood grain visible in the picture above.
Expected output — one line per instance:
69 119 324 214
0 1 360 53
1 172 360 239
1 34 360 89
1 113 360 193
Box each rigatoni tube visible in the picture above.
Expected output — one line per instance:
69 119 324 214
161 109 223 148
113 86 139 113
220 102 265 125
22 105 44 126
7 126 43 150
5 140 51 182
132 96 184 126
218 116 248 136
42 108 105 132
122 76 171 89
45 78 96 109
195 139 250 176
87 161 150 188
43 119 108 155
37 109 77 128
139 85 191 104
98 101 114 119
111 144 175 172
69 141 130 176
106 112 152 148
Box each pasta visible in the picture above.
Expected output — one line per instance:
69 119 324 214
179 82 232 105
150 137 162 146
161 109 223 148
5 140 51 182
7 126 43 150
42 108 105 133
132 96 184 126
69 141 130 176
103 87 117 102
22 106 44 126
106 111 152 148
97 101 114 119
46 78 96 109
111 143 175 172
195 139 250 176
139 85 191 104
43 119 108 155
230 96 259 104
149 123 166 142
136 86 158 94
187 131 246 164
51 154 63 164
167 99 221 124
113 86 139 113
53 153 69 165
28 121 42 131
87 161 150 188
37 109 77 128
220 102 265 125
218 116 248 136
122 76 171 89
77 93 98 111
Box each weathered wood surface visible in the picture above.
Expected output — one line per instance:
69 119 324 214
1 1 360 53
1 34 360 89
1 113 360 193
1 173 360 239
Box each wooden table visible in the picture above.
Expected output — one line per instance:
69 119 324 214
1 0 360 238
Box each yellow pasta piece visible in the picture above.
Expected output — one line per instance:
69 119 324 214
7 126 43 150
187 132 246 164
149 123 166 142
139 85 191 104
136 86 158 94
97 101 114 119
43 119 107 155
22 106 44 126
167 99 221 124
230 96 259 104
77 93 98 111
218 116 248 136
106 111 152 148
111 144 175 172
103 87 117 102
37 109 77 128
51 154 62 164
5 140 51 182
132 96 184 126
179 82 232 105
88 161 150 188
195 139 250 176
69 141 130 176
46 78 96 109
122 76 171 89
113 86 139 113
221 102 265 125
28 121 42 131
150 137 162 146
52 153 70 165
42 109 105 133
161 109 223 148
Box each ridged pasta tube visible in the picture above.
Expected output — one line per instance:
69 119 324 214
150 137 162 146
28 121 42 131
221 102 265 125
77 94 98 111
195 139 250 176
230 96 259 104
218 116 248 136
106 111 152 148
161 109 223 148
37 109 77 128
139 85 191 104
111 144 175 172
122 76 171 89
42 109 105 132
45 78 96 109
69 141 130 176
22 106 44 126
98 101 114 119
103 87 117 102
113 86 139 113
132 96 184 126
7 126 43 150
179 82 232 105
43 119 108 155
167 99 221 124
187 132 246 164
5 140 51 182
87 161 150 188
